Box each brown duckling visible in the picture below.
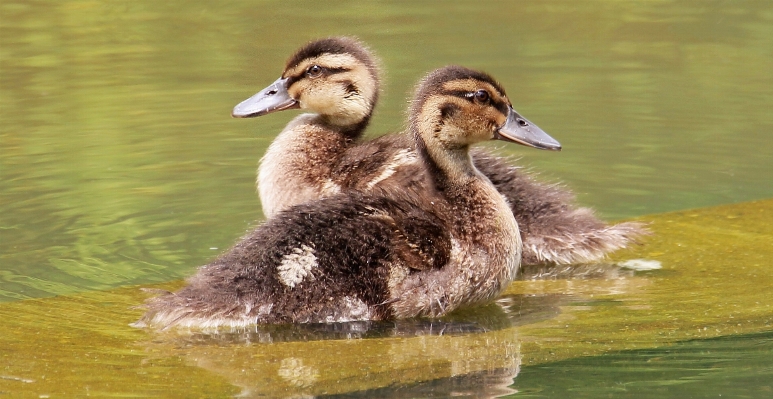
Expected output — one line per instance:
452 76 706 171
136 66 551 328
233 37 646 265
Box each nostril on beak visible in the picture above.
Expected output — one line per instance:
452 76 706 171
267 90 277 96
517 118 528 127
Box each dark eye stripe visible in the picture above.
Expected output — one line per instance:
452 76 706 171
285 67 352 89
286 74 301 88
326 67 350 74
489 98 509 115
443 90 474 100
440 89 510 115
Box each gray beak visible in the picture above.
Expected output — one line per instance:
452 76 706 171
494 107 562 151
232 77 300 118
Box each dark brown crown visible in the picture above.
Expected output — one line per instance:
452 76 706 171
285 37 379 77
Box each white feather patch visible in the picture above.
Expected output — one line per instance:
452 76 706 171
277 245 317 288
365 149 418 189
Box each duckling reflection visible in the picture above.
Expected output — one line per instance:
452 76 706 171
136 268 654 398
160 294 561 344
318 367 519 399
520 262 636 280
235 36 647 266
144 322 523 398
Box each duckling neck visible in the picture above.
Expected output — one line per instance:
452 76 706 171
413 128 480 191
413 120 521 235
314 89 377 138
320 111 372 140
409 125 523 305
258 113 361 217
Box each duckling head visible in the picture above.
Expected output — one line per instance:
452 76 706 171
233 37 380 129
410 65 562 152
409 66 561 184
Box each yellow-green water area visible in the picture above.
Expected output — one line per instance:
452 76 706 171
2 199 772 398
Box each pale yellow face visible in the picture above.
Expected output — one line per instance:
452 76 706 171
417 78 511 148
282 53 378 126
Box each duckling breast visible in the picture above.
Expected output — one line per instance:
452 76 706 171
258 114 350 217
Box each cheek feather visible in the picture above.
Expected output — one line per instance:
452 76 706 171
287 81 307 102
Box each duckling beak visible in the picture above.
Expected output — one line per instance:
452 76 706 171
232 77 301 118
494 107 562 151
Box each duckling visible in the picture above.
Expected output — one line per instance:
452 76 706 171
233 37 646 265
136 66 548 328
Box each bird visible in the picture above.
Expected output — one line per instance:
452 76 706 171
232 37 647 266
135 66 555 328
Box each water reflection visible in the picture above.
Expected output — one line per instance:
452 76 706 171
148 319 524 398
156 294 559 344
138 263 644 398
133 294 555 397
519 262 636 280
321 367 519 399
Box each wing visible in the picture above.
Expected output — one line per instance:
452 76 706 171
136 192 456 328
378 200 452 271
227 193 452 318
471 147 648 264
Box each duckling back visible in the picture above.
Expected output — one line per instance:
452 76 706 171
137 193 452 328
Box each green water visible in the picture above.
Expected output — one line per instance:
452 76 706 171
511 331 773 398
1 0 773 397
328 331 773 398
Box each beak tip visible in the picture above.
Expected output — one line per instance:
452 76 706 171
547 142 562 151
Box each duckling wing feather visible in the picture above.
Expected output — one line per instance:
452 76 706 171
138 192 454 327
240 193 452 319
333 134 415 189
471 148 649 264
382 203 452 271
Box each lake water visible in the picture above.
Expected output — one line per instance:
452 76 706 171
1 0 772 397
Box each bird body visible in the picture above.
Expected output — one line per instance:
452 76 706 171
136 66 542 329
235 37 645 265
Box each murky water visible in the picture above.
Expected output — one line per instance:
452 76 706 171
1 0 772 397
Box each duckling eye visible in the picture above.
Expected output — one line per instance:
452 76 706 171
306 65 323 78
474 90 490 103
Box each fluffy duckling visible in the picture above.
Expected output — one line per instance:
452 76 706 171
137 66 547 328
233 37 646 265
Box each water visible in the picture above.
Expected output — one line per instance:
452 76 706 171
331 331 773 398
1 0 772 397
510 331 773 398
